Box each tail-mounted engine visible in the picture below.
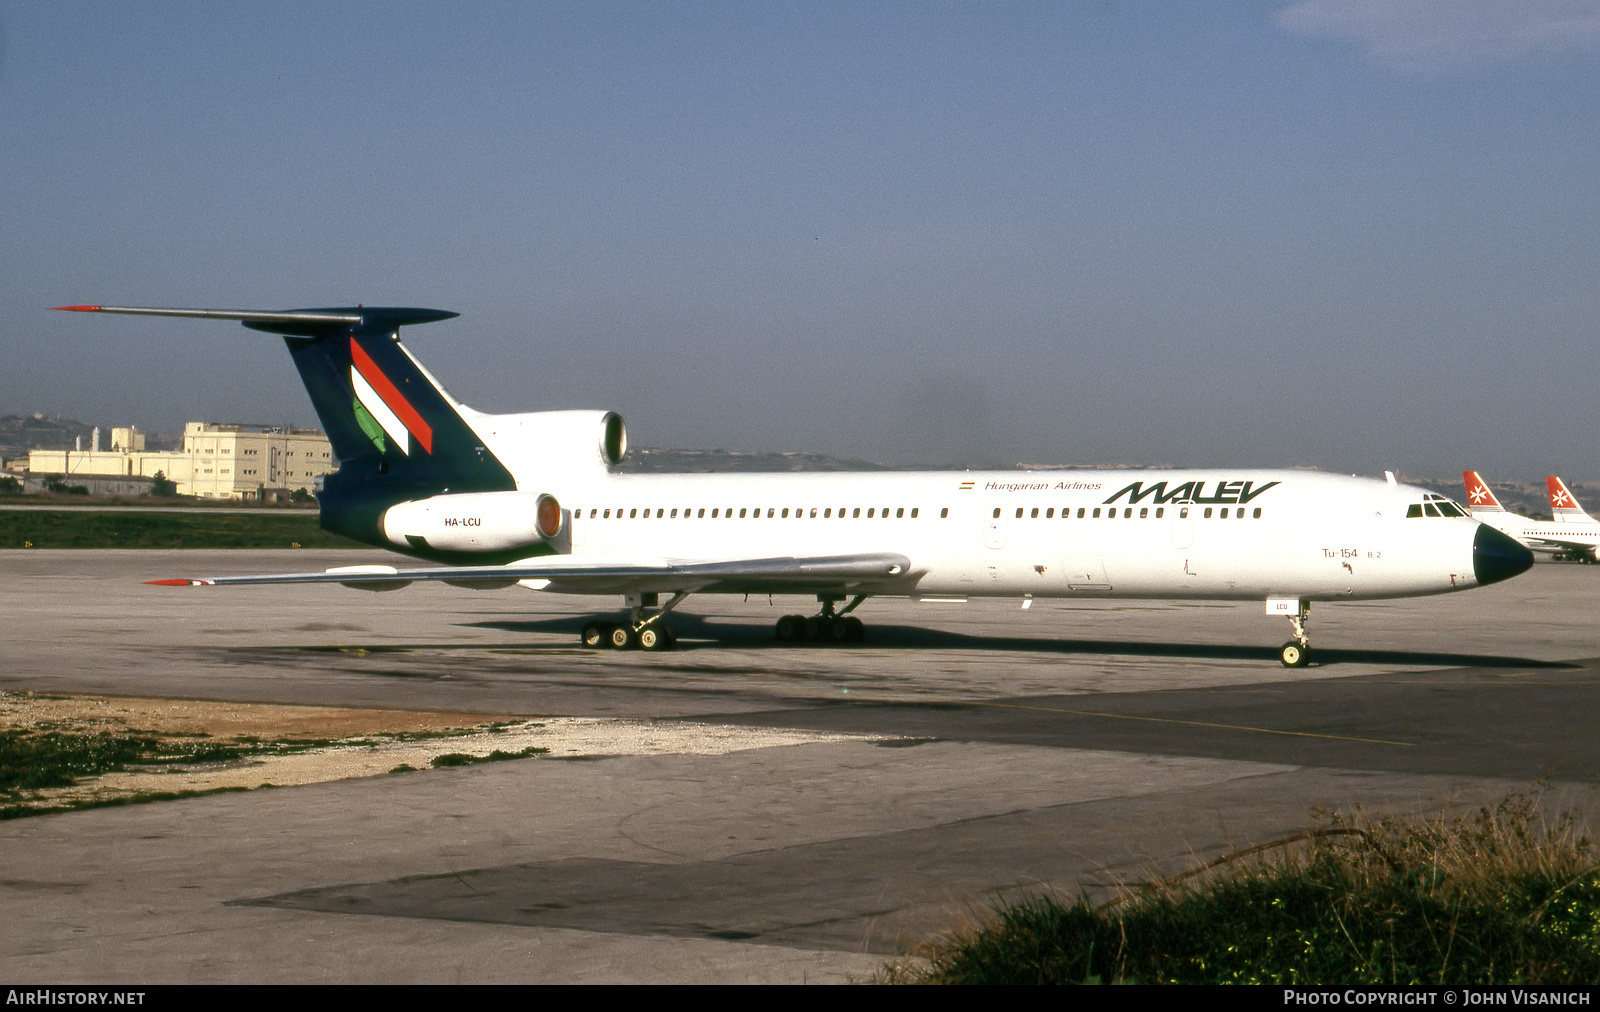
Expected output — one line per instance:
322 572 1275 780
382 490 563 554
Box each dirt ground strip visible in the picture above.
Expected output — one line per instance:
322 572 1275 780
0 692 881 808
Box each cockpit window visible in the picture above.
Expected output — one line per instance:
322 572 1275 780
1411 494 1469 519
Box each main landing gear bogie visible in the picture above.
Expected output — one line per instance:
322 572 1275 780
580 590 688 651
580 619 679 651
775 594 869 645
775 613 864 644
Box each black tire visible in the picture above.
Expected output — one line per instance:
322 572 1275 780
581 622 609 649
844 616 865 642
1280 641 1310 668
639 626 674 651
775 614 802 641
610 625 638 650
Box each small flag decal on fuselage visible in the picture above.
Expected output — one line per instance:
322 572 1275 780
350 338 433 455
959 481 975 490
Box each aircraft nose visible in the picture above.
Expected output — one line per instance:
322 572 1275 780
1473 524 1534 586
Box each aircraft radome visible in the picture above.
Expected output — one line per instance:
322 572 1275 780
56 305 1534 667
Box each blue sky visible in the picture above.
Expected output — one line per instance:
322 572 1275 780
3 1 1598 478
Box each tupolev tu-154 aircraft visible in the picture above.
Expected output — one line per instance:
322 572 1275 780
56 304 1533 667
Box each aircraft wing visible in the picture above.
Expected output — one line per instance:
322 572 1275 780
148 553 915 596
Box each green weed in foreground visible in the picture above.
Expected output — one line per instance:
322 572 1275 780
897 794 1600 985
429 746 548 768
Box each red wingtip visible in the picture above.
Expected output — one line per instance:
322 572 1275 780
144 578 197 586
52 305 103 312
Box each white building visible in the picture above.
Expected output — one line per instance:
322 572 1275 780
28 422 336 500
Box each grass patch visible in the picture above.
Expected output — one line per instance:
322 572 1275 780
430 746 549 768
0 786 252 821
896 793 1600 985
0 509 362 548
0 724 387 818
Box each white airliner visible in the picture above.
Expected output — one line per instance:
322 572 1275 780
1463 471 1600 563
57 305 1533 667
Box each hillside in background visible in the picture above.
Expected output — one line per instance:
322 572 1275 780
0 414 98 463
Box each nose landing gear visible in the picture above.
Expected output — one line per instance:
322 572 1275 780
1278 599 1312 668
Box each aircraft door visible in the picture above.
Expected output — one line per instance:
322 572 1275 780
984 505 1006 549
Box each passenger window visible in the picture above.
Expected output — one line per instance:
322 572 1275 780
940 508 948 518
854 508 861 518
1253 508 1261 518
1030 508 1038 518
1220 508 1229 519
1139 507 1148 519
910 508 918 518
670 509 678 518
1123 508 1132 518
1204 508 1213 518
1155 508 1164 519
1180 508 1188 519
993 508 1001 519
629 509 637 518
897 508 904 518
1093 508 1101 518
824 508 832 518
1077 508 1086 518
869 508 876 518
781 508 789 518
810 508 818 518
766 508 774 518
603 509 611 518
739 508 747 518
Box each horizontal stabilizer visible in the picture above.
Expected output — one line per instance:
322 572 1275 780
53 305 457 338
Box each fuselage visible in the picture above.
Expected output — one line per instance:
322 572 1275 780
468 467 1503 603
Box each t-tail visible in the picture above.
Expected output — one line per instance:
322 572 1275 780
1462 471 1507 516
52 305 516 549
1547 476 1598 526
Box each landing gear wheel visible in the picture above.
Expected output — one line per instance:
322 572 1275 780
580 621 612 649
775 614 804 641
1280 641 1310 668
639 625 675 651
843 616 865 642
610 624 639 650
